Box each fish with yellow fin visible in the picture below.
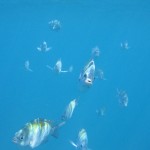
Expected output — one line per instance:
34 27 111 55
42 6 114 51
13 118 65 148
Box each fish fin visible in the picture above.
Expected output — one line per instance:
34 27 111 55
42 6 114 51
51 121 66 138
37 47 42 51
51 127 59 138
61 116 65 122
45 47 51 52
74 98 79 106
69 140 78 148
26 68 33 72
60 70 68 73
57 121 66 127
46 65 53 70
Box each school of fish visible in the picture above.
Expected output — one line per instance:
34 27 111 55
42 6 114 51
14 19 129 150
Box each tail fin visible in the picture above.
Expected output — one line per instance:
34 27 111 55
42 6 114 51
51 121 66 138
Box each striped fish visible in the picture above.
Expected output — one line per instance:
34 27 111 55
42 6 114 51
13 118 64 148
79 59 95 86
70 129 90 150
61 99 77 122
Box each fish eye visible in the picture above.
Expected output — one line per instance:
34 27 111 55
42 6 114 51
20 136 24 140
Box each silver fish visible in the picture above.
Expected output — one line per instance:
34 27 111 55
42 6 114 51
91 46 100 57
13 118 64 148
25 60 33 72
120 41 130 50
61 99 77 121
70 129 89 150
79 59 95 86
117 89 128 107
47 59 73 73
37 41 51 52
48 19 61 31
55 59 63 73
96 107 106 117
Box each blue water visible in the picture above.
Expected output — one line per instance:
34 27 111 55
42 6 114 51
0 0 150 149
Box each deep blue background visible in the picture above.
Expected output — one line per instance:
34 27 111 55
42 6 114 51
0 0 150 150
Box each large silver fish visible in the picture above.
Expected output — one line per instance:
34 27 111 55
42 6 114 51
79 59 95 86
13 118 64 148
70 129 90 150
61 99 77 122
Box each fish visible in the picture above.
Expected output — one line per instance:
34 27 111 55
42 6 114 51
70 129 89 150
120 41 130 50
96 69 106 80
48 19 61 31
25 60 33 72
79 59 95 86
13 118 65 148
55 59 63 73
91 46 100 57
47 59 73 73
37 41 51 52
96 107 106 117
117 89 128 107
61 99 77 121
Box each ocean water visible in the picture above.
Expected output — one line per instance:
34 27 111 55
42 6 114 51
0 0 150 150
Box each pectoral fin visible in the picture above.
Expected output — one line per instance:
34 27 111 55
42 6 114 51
70 140 78 148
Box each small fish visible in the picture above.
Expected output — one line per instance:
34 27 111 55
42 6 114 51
79 59 95 86
70 129 89 150
48 20 61 31
61 99 77 122
96 107 106 117
37 41 51 52
47 59 73 73
117 89 128 107
91 46 100 57
120 41 130 50
13 118 65 148
55 59 63 73
96 69 106 80
25 60 33 72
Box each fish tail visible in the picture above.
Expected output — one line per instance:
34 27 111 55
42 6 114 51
51 121 66 138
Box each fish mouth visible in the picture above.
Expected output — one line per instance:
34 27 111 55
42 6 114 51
85 78 93 85
12 137 18 143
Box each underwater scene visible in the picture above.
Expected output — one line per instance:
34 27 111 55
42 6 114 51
0 0 150 150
